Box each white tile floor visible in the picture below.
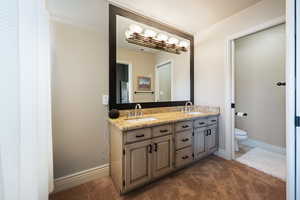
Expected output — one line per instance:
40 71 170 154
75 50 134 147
235 144 253 159
236 147 286 180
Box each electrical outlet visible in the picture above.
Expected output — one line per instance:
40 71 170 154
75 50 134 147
102 95 109 105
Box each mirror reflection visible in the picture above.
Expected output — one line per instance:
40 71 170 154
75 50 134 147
116 15 191 104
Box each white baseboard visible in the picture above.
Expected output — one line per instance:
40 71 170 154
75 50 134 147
54 164 109 193
241 139 286 155
214 148 231 160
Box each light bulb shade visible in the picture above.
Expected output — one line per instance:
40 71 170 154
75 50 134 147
179 41 189 48
144 29 156 38
168 37 179 45
129 24 143 34
125 30 133 39
156 33 168 41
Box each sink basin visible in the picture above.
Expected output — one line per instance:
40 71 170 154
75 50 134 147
125 117 157 123
186 112 204 115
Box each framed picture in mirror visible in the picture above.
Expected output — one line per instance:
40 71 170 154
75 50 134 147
137 76 151 91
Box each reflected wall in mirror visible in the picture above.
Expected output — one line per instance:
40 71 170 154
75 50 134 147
116 15 191 103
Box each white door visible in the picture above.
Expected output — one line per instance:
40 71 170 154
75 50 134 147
296 0 300 198
156 62 171 102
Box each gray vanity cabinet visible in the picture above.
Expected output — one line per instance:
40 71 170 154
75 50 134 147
124 140 152 190
109 115 219 194
194 118 218 160
206 124 218 153
194 127 206 159
152 135 173 178
123 127 173 192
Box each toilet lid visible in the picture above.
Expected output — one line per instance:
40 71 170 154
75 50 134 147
235 128 247 136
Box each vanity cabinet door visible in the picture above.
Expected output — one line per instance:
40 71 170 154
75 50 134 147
205 124 218 153
124 140 152 190
152 135 173 178
194 127 206 159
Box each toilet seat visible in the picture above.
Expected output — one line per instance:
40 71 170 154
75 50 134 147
234 128 248 152
235 128 247 136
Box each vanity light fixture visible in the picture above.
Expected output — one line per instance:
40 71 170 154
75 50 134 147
125 26 188 54
129 24 143 34
168 37 179 45
144 29 156 38
179 40 189 48
125 30 133 39
156 33 168 42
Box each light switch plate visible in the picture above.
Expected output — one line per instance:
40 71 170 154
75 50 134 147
102 95 109 105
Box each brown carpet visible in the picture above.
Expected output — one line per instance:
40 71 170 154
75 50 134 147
50 155 285 200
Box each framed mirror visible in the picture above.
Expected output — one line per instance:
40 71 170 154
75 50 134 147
109 5 194 109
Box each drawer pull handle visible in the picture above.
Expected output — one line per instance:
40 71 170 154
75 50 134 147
206 129 211 136
205 130 209 136
199 122 205 125
160 129 169 133
182 155 189 160
182 138 189 142
136 134 145 138
211 120 217 122
148 144 152 153
182 125 189 128
154 143 158 152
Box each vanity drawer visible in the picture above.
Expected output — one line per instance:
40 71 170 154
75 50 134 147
175 147 193 168
152 124 172 137
175 121 193 132
194 118 207 128
175 130 193 150
125 128 151 143
207 117 218 125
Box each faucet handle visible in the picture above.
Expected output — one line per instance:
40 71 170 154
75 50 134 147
127 111 134 118
126 111 130 118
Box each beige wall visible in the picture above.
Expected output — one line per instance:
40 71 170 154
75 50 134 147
51 0 286 179
117 48 156 102
51 19 109 178
194 0 285 150
155 51 190 101
235 24 286 147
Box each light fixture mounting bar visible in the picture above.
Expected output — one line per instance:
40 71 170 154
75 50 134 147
126 33 188 55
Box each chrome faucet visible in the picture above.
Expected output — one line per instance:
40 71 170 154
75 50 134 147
134 104 143 118
185 101 193 113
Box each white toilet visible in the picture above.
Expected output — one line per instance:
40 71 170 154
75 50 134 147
235 128 248 151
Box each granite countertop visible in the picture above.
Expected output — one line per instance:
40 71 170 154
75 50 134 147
108 111 220 131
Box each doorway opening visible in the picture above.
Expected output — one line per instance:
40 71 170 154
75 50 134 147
116 61 133 104
155 61 173 102
228 20 286 181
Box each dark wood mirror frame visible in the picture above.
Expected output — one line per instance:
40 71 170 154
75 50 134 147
109 4 194 110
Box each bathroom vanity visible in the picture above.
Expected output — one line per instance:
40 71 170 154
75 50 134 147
107 5 219 194
108 108 219 194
